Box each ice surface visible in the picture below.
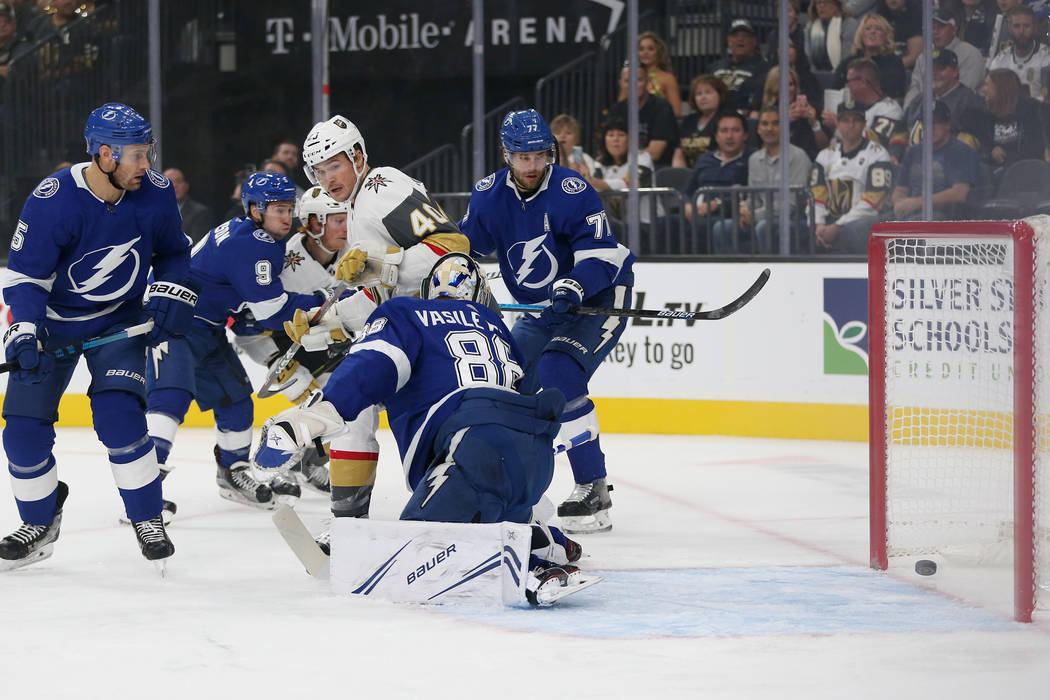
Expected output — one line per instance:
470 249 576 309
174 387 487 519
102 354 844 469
0 428 1047 700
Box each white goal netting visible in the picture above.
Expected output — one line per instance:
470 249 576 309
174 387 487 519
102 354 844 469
876 217 1050 611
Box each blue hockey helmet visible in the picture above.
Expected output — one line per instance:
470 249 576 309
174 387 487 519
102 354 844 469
421 252 499 313
241 171 297 215
83 102 154 161
499 109 555 154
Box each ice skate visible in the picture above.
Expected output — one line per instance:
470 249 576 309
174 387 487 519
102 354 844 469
314 527 331 556
557 478 613 534
120 498 176 526
0 481 69 572
269 472 301 506
132 514 174 574
216 463 275 509
525 563 602 606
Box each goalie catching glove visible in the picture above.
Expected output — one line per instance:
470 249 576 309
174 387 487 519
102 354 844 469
252 392 348 471
335 241 404 288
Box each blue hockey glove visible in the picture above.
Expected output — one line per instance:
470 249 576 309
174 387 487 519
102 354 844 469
143 278 200 346
542 278 585 325
3 322 55 383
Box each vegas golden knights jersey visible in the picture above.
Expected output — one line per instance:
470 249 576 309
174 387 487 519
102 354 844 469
811 139 894 225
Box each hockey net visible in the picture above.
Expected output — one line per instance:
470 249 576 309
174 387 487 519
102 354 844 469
868 218 1050 622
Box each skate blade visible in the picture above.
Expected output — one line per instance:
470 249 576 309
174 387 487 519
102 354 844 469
152 557 169 578
558 509 612 534
0 543 55 572
218 489 277 511
534 574 603 606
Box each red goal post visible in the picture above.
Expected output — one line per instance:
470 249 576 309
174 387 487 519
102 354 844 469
868 219 1045 623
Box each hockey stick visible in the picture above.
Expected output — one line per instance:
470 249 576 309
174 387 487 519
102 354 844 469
500 267 771 321
0 320 155 374
257 283 349 399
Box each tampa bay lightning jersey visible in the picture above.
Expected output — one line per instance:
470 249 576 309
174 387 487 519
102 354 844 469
460 164 634 304
323 296 525 489
189 217 322 330
4 163 189 338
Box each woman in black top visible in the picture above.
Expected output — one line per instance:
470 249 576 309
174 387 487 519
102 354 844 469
672 74 728 169
832 13 908 99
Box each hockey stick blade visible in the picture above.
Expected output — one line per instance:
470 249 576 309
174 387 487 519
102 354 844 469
257 283 349 399
500 268 771 321
0 320 155 374
272 505 329 578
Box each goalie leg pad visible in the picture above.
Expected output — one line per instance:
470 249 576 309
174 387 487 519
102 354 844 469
330 517 531 606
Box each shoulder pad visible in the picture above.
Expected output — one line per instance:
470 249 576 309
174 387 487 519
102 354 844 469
474 173 496 192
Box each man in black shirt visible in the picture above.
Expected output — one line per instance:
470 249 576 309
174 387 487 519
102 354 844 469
710 19 769 114
609 64 679 168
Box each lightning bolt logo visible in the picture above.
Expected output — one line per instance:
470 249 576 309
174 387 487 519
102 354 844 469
510 234 558 289
596 316 618 353
150 341 168 379
68 237 141 302
420 460 454 508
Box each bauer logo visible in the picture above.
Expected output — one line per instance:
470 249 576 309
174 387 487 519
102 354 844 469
823 278 868 375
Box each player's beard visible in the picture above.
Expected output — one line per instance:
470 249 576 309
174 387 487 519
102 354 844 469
115 165 144 191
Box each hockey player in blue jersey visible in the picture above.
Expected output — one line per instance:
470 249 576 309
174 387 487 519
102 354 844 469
144 171 331 511
458 109 635 534
257 253 589 604
0 102 197 569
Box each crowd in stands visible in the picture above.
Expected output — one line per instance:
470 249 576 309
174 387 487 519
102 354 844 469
562 1 1050 255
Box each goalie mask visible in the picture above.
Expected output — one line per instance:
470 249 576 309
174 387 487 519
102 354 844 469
421 253 500 314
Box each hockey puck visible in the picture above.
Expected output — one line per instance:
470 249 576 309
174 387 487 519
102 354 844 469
915 559 937 576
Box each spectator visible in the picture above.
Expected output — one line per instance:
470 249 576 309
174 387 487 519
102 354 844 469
805 0 860 72
956 0 1000 56
224 164 255 221
875 0 922 70
987 0 1026 60
261 158 288 175
735 106 812 253
163 167 216 243
6 0 38 41
683 112 753 252
767 26 826 116
757 65 828 160
618 31 682 117
987 5 1050 101
270 139 300 173
0 2 28 86
609 63 679 168
811 99 894 254
893 100 980 220
23 0 79 41
976 68 1045 177
765 0 807 63
823 58 906 159
672 74 727 168
904 9 986 109
550 113 597 176
833 13 908 100
587 118 658 226
902 49 985 145
710 19 769 114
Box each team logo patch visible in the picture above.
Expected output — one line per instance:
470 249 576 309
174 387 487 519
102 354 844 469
364 173 391 194
474 174 495 192
561 177 587 195
253 230 276 243
33 178 60 199
284 249 305 271
146 169 170 188
68 237 142 302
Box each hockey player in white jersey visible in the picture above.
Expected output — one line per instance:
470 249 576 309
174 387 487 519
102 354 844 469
811 99 894 254
292 115 470 544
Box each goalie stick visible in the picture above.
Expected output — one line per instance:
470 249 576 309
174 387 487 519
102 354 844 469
257 282 349 399
500 267 771 321
0 320 155 374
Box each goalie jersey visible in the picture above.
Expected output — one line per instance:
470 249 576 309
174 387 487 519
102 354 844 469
322 296 525 490
4 163 189 338
811 138 894 226
460 164 634 305
189 217 321 331
350 166 468 298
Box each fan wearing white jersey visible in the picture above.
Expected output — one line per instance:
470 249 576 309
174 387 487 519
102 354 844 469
291 115 470 536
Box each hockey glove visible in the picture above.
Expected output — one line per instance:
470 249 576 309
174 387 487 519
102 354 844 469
253 393 347 471
3 322 55 383
284 308 349 353
270 356 321 405
335 242 404 288
143 278 200 346
542 278 584 325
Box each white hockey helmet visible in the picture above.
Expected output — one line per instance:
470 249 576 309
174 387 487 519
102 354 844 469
296 186 350 229
302 114 368 186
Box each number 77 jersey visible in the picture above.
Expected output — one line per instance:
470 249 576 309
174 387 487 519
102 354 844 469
322 295 525 490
